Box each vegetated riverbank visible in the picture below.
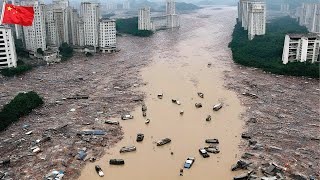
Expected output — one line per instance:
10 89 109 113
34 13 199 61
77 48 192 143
116 17 153 37
229 16 320 78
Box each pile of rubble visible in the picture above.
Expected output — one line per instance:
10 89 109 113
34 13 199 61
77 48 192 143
0 36 154 179
225 65 320 179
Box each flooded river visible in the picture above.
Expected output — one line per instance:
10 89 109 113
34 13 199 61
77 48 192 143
79 6 244 180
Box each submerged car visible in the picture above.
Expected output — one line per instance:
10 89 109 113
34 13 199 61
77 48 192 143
119 146 136 153
213 103 223 111
156 138 171 146
121 114 134 120
199 148 210 158
184 157 195 169
136 133 144 142
205 146 220 154
205 138 219 144
95 165 104 177
105 120 119 125
195 103 203 108
109 159 125 165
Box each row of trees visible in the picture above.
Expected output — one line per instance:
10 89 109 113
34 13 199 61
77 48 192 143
116 17 154 37
0 91 43 131
229 16 319 78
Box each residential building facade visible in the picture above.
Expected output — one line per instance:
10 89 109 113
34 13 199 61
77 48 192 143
299 3 320 33
80 2 100 48
166 0 179 28
138 7 152 30
248 1 266 40
282 34 320 64
0 26 17 69
99 19 116 53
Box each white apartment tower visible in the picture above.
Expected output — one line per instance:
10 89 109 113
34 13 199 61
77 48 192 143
123 1 130 10
80 2 100 48
138 7 152 30
166 0 179 28
282 34 320 64
45 5 59 46
0 26 17 69
280 0 289 13
21 0 46 52
248 1 266 40
70 9 80 46
99 19 116 53
299 3 320 33
238 0 249 30
77 20 85 46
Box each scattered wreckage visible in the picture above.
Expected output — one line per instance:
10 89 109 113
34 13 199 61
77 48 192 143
156 138 171 146
120 146 137 153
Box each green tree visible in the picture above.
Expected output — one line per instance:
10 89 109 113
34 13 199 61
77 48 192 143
37 48 44 55
59 42 74 61
116 17 154 37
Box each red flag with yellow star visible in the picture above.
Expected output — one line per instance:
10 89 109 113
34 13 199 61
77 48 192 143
2 4 34 26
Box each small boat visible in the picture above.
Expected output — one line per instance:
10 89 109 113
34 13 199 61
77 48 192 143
95 165 104 177
145 119 150 124
213 103 223 111
136 133 144 142
157 138 171 146
109 159 125 165
120 146 136 153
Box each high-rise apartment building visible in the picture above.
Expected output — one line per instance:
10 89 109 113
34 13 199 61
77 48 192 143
0 26 17 69
80 2 100 48
282 34 320 64
99 19 116 53
123 1 130 10
166 0 179 28
238 0 266 40
280 0 289 13
21 0 46 52
138 7 152 30
299 3 320 33
248 1 266 40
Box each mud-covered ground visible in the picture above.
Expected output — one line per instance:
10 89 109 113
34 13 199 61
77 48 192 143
0 36 154 179
225 65 320 179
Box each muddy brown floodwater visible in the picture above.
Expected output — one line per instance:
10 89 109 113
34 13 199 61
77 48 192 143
79 6 245 180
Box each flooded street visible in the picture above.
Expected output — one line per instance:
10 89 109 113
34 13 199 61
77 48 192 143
79 6 245 180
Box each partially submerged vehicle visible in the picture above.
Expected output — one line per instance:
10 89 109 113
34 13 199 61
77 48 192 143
95 165 104 177
136 133 144 142
199 148 210 158
205 146 220 154
213 103 223 111
156 138 171 146
109 159 125 165
184 157 195 169
197 92 204 98
205 138 219 144
105 120 119 125
120 146 136 153
142 104 147 112
145 119 150 124
143 111 147 117
195 103 202 108
206 115 211 121
158 93 163 99
172 99 181 105
121 114 134 120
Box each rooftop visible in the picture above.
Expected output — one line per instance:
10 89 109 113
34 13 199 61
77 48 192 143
287 33 320 39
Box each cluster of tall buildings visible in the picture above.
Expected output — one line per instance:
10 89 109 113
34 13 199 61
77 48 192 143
298 3 320 33
0 0 117 69
238 0 266 40
138 0 180 31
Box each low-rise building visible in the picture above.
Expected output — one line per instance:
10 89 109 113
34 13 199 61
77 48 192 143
43 47 61 63
0 26 17 69
99 19 116 53
282 33 320 64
